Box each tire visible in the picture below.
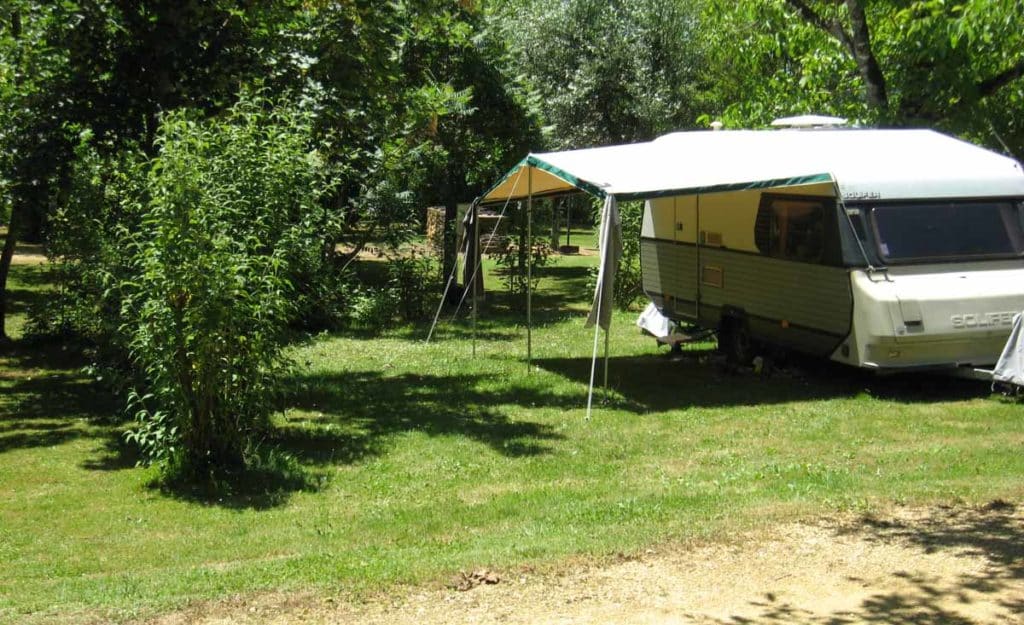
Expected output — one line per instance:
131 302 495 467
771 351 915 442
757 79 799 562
719 316 753 366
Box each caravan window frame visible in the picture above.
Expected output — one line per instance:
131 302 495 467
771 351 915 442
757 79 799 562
754 193 832 264
868 198 1024 264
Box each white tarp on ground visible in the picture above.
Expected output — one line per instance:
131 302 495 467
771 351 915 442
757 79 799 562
993 313 1024 388
482 129 1024 204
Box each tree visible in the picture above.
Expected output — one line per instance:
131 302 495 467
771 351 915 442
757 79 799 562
492 0 707 149
0 0 288 340
401 1 542 279
702 0 1024 155
0 3 75 341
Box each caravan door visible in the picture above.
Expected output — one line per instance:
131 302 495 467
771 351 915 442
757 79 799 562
640 196 699 321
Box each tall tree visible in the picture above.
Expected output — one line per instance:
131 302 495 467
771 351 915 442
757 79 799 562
0 1 288 340
0 2 74 341
492 0 707 149
702 0 1024 155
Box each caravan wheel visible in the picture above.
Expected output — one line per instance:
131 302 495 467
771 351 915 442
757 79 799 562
719 317 753 366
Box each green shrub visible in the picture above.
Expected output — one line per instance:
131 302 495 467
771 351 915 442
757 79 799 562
114 96 332 477
612 200 645 310
290 263 357 332
388 251 441 322
586 199 645 311
349 286 402 331
28 132 144 376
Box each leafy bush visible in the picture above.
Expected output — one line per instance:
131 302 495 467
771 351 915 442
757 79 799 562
388 250 441 322
112 96 332 477
494 205 551 310
349 286 401 331
347 251 440 331
27 131 144 374
290 263 357 332
613 200 645 310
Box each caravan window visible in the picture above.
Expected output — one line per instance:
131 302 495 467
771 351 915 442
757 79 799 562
754 195 827 262
870 200 1024 263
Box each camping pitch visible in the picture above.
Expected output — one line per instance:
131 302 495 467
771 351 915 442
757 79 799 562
459 127 1024 413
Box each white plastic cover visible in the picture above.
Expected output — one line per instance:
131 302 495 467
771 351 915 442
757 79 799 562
993 312 1024 387
636 302 672 338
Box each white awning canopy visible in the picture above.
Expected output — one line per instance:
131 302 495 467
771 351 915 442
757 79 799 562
482 129 1024 203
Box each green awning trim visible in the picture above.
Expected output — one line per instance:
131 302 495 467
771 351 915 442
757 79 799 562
525 155 608 199
613 173 835 201
480 155 833 203
480 154 608 203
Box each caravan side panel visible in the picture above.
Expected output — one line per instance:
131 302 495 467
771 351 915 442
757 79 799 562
641 239 698 319
641 183 853 357
697 248 853 356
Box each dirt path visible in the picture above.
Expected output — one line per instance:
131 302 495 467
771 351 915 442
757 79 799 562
144 501 1024 625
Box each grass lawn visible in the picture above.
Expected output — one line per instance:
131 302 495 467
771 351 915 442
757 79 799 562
2 244 1024 624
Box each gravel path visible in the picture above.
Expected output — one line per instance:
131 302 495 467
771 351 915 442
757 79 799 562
146 502 1024 625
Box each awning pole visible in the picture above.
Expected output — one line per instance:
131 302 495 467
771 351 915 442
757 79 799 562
603 324 610 398
585 298 602 421
472 199 480 358
526 166 533 370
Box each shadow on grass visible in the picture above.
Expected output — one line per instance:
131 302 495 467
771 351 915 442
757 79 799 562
150 451 321 511
535 350 989 411
103 368 569 510
535 264 593 292
5 286 48 318
276 369 567 466
710 501 1023 625
0 340 120 455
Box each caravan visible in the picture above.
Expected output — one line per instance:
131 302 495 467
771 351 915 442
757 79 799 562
480 127 1024 372
639 129 1024 370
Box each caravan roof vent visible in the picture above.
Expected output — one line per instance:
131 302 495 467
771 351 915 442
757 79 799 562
771 114 848 129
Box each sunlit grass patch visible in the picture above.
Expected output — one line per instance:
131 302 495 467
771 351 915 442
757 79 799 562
2 250 1024 623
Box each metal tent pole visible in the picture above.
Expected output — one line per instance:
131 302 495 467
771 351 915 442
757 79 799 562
526 166 533 369
472 199 479 358
585 287 603 421
603 323 610 399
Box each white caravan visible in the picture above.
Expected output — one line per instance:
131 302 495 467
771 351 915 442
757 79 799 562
481 128 1024 371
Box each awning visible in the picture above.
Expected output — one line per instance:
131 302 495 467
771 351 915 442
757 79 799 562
482 129 1024 203
475 127 1024 419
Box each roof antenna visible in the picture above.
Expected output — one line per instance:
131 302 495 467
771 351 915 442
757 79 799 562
771 114 848 129
710 120 724 131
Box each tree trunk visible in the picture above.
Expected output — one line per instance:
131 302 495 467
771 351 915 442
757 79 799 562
1 9 23 342
0 203 22 342
787 0 889 120
844 0 888 117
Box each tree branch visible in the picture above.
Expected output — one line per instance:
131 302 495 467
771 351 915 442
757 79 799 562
784 0 853 55
783 0 889 116
977 57 1024 98
844 0 887 113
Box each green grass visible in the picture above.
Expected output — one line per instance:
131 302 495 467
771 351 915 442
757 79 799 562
2 249 1024 624
1 250 50 341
